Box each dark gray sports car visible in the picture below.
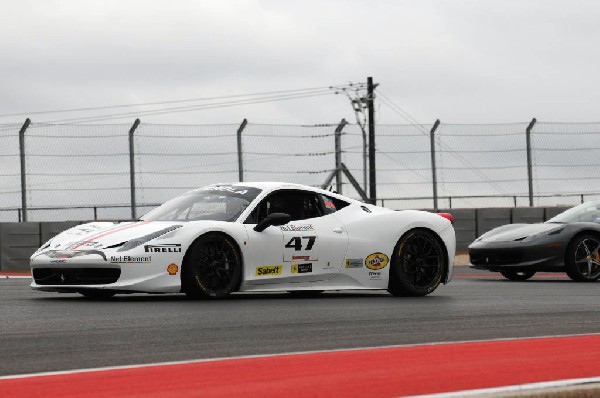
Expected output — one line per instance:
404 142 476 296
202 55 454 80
469 201 600 281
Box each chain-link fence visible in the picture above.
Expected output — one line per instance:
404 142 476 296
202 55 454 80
1 119 600 222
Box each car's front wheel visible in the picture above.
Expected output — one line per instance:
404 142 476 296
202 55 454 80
499 270 536 281
388 229 445 297
182 233 242 299
565 234 600 282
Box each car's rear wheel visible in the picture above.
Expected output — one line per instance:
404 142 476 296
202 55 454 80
499 270 536 281
182 233 242 299
565 234 600 282
388 229 445 297
78 290 116 299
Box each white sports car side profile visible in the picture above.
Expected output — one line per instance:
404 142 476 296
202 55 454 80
30 182 455 299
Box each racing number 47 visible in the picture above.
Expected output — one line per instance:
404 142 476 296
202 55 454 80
285 236 316 251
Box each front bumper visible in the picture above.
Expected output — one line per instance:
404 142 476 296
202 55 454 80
469 241 565 272
30 250 183 293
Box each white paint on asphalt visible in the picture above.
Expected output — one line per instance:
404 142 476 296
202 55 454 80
409 377 600 398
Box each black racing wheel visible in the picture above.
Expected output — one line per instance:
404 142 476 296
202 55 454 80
182 233 242 298
388 229 445 297
499 270 536 281
565 234 600 282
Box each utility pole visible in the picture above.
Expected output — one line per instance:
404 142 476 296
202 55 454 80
367 77 377 204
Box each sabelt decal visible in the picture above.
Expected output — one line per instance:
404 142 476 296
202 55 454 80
365 253 389 270
110 255 152 264
167 263 179 275
144 244 182 253
345 259 363 269
291 263 312 274
255 265 283 276
280 224 315 232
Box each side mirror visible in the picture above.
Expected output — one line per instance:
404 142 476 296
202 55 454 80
254 213 291 232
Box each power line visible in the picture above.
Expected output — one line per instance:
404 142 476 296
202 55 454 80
0 83 361 119
44 91 335 123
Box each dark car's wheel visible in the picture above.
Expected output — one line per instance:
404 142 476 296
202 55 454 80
78 290 116 299
565 234 600 282
388 229 445 297
499 270 536 281
182 233 242 299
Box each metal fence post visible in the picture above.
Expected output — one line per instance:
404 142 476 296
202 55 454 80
367 77 377 205
334 119 348 193
129 118 141 220
18 118 31 222
526 118 537 207
429 119 441 211
237 119 248 182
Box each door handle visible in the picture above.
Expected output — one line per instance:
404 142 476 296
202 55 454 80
333 227 343 233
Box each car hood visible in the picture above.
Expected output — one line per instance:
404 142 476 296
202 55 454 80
478 223 561 243
42 221 188 251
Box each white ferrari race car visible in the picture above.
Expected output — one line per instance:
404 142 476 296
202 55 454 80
30 182 455 299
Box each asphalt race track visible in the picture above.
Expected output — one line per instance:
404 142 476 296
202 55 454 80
1 269 599 396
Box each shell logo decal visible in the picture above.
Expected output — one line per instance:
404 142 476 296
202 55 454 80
365 253 389 270
167 263 179 276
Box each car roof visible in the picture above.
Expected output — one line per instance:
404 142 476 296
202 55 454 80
212 181 361 204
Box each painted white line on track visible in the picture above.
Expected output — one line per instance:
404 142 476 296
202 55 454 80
1 276 31 279
1 332 599 381
408 377 600 397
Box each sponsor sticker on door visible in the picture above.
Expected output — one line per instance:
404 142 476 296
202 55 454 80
291 263 312 274
365 253 389 270
345 259 363 268
255 265 283 276
167 263 179 275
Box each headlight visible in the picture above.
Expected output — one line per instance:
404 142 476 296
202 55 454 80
117 225 182 252
523 227 564 242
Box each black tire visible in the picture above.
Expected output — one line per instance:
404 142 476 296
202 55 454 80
182 233 242 299
565 234 600 282
499 270 536 281
78 290 116 299
388 229 445 297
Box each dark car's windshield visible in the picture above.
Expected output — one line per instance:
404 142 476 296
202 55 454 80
141 185 262 222
547 201 600 224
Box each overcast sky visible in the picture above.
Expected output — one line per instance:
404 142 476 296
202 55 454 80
1 0 600 125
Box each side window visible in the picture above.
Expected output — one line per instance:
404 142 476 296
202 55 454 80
244 190 324 223
320 194 351 214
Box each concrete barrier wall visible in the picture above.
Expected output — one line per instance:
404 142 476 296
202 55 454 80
0 207 579 270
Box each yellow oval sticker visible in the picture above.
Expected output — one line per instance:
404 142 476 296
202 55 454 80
365 253 389 270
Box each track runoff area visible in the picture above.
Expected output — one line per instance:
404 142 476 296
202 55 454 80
1 268 598 396
0 333 598 397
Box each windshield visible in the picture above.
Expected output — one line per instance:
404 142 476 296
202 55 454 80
141 185 262 222
547 201 600 224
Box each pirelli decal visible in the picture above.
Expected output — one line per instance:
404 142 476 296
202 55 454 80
255 265 283 276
